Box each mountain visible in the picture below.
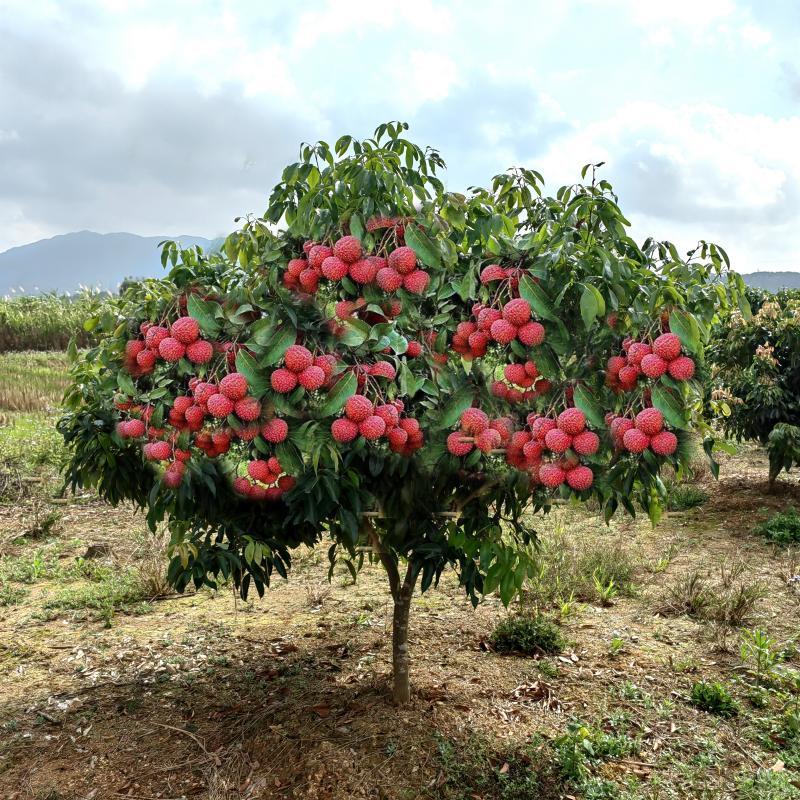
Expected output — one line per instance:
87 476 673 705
0 231 222 295
741 271 800 292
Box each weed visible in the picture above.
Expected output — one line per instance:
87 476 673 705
736 769 800 799
666 481 710 511
755 508 800 546
689 680 739 717
490 614 565 656
0 583 27 606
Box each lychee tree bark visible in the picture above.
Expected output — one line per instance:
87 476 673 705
60 123 748 704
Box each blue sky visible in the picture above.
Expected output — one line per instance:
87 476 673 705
1 0 799 271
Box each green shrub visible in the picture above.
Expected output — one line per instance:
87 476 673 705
490 614 564 655
666 482 709 511
689 680 739 717
755 507 800 545
736 769 800 800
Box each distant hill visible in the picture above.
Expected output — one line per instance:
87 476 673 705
0 231 222 295
741 271 800 292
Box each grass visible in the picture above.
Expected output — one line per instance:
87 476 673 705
666 481 710 511
490 613 564 655
0 351 71 412
736 769 800 799
0 290 108 351
755 507 800 545
689 680 740 717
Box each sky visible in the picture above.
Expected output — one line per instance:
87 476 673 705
1 0 799 273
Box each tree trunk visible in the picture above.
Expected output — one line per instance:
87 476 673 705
392 589 412 704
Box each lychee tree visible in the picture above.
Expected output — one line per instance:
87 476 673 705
60 123 746 703
710 291 800 488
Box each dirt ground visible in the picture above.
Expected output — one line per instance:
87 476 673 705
1 445 799 799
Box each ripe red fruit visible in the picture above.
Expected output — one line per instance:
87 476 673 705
370 361 396 380
233 476 251 496
359 415 387 440
162 465 184 489
149 441 172 461
261 418 289 443
539 464 566 488
618 364 640 389
504 363 528 386
641 353 668 379
531 417 556 441
333 236 362 264
170 317 200 345
610 416 634 442
285 345 314 374
249 485 268 501
387 426 408 450
490 318 518 344
299 269 320 292
184 405 205 429
271 368 298 394
406 341 422 358
298 365 326 391
345 394 373 423
572 430 600 456
502 299 532 327
308 244 333 270
278 475 296 492
158 337 185 362
544 428 573 453
627 342 652 366
447 431 473 458
460 408 489 435
186 339 213 364
653 332 682 361
211 430 231 450
207 394 234 418
248 460 272 482
566 465 593 491
286 258 307 277
534 378 552 395
668 356 695 381
321 255 349 281
145 325 169 349
635 408 664 436
375 404 400 427
557 408 586 435
399 417 420 436
330 418 358 443
649 430 677 457
623 428 650 453
491 380 508 399
349 258 378 284
235 396 261 422
375 267 402 292
475 428 502 453
402 270 430 294
125 340 145 359
220 373 248 400
173 395 193 414
607 356 626 375
385 247 415 275
480 264 507 284
523 440 544 462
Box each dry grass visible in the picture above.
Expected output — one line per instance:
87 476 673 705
0 351 71 412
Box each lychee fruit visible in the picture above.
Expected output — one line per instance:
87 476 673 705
402 270 430 294
158 337 185 362
170 316 200 345
651 430 678 456
359 415 387 440
349 258 378 284
184 405 205 429
653 332 681 361
641 353 668 379
207 394 234 418
271 368 298 394
566 465 593 491
475 428 502 453
235 396 261 422
145 325 169 349
308 244 333 270
545 428 573 453
623 428 650 453
375 404 400 427
480 264 507 284
627 342 652 366
248 460 272 483
572 430 600 456
262 418 289 443
321 255 349 281
539 464 566 488
298 365 326 391
502 299 532 327
333 236 362 264
345 394 373 423
557 408 586 435
376 267 403 292
299 269 320 293
370 361 397 380
618 365 640 389
220 373 249 401
668 356 695 381
635 408 664 436
490 319 518 344
406 341 422 358
607 356 626 375
460 408 489 435
186 339 213 364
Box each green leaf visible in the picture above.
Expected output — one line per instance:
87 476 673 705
235 349 270 398
187 295 222 337
435 388 474 430
518 275 556 321
316 371 357 418
404 224 441 269
573 384 606 429
579 284 606 330
338 319 370 347
261 325 297 366
350 213 365 242
651 384 687 429
669 310 701 354
117 371 136 397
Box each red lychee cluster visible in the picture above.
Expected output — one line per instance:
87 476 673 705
608 409 678 456
233 455 296 502
271 346 337 394
606 333 695 391
479 263 527 290
365 215 408 234
282 236 431 297
123 317 213 376
454 299 545 359
331 395 423 455
446 408 514 456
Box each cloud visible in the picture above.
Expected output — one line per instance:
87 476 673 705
534 102 800 270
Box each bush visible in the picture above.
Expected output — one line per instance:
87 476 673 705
689 680 739 717
736 768 800 800
666 481 709 511
490 614 564 655
755 507 800 545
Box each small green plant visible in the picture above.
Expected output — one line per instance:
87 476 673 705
736 768 800 800
689 680 739 717
741 629 782 687
608 637 625 657
666 481 709 511
490 613 565 656
592 570 618 606
755 508 800 545
0 583 28 606
553 721 639 784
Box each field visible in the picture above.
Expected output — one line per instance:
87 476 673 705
1 352 800 799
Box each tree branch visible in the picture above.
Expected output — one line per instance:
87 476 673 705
455 478 503 512
363 519 401 601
